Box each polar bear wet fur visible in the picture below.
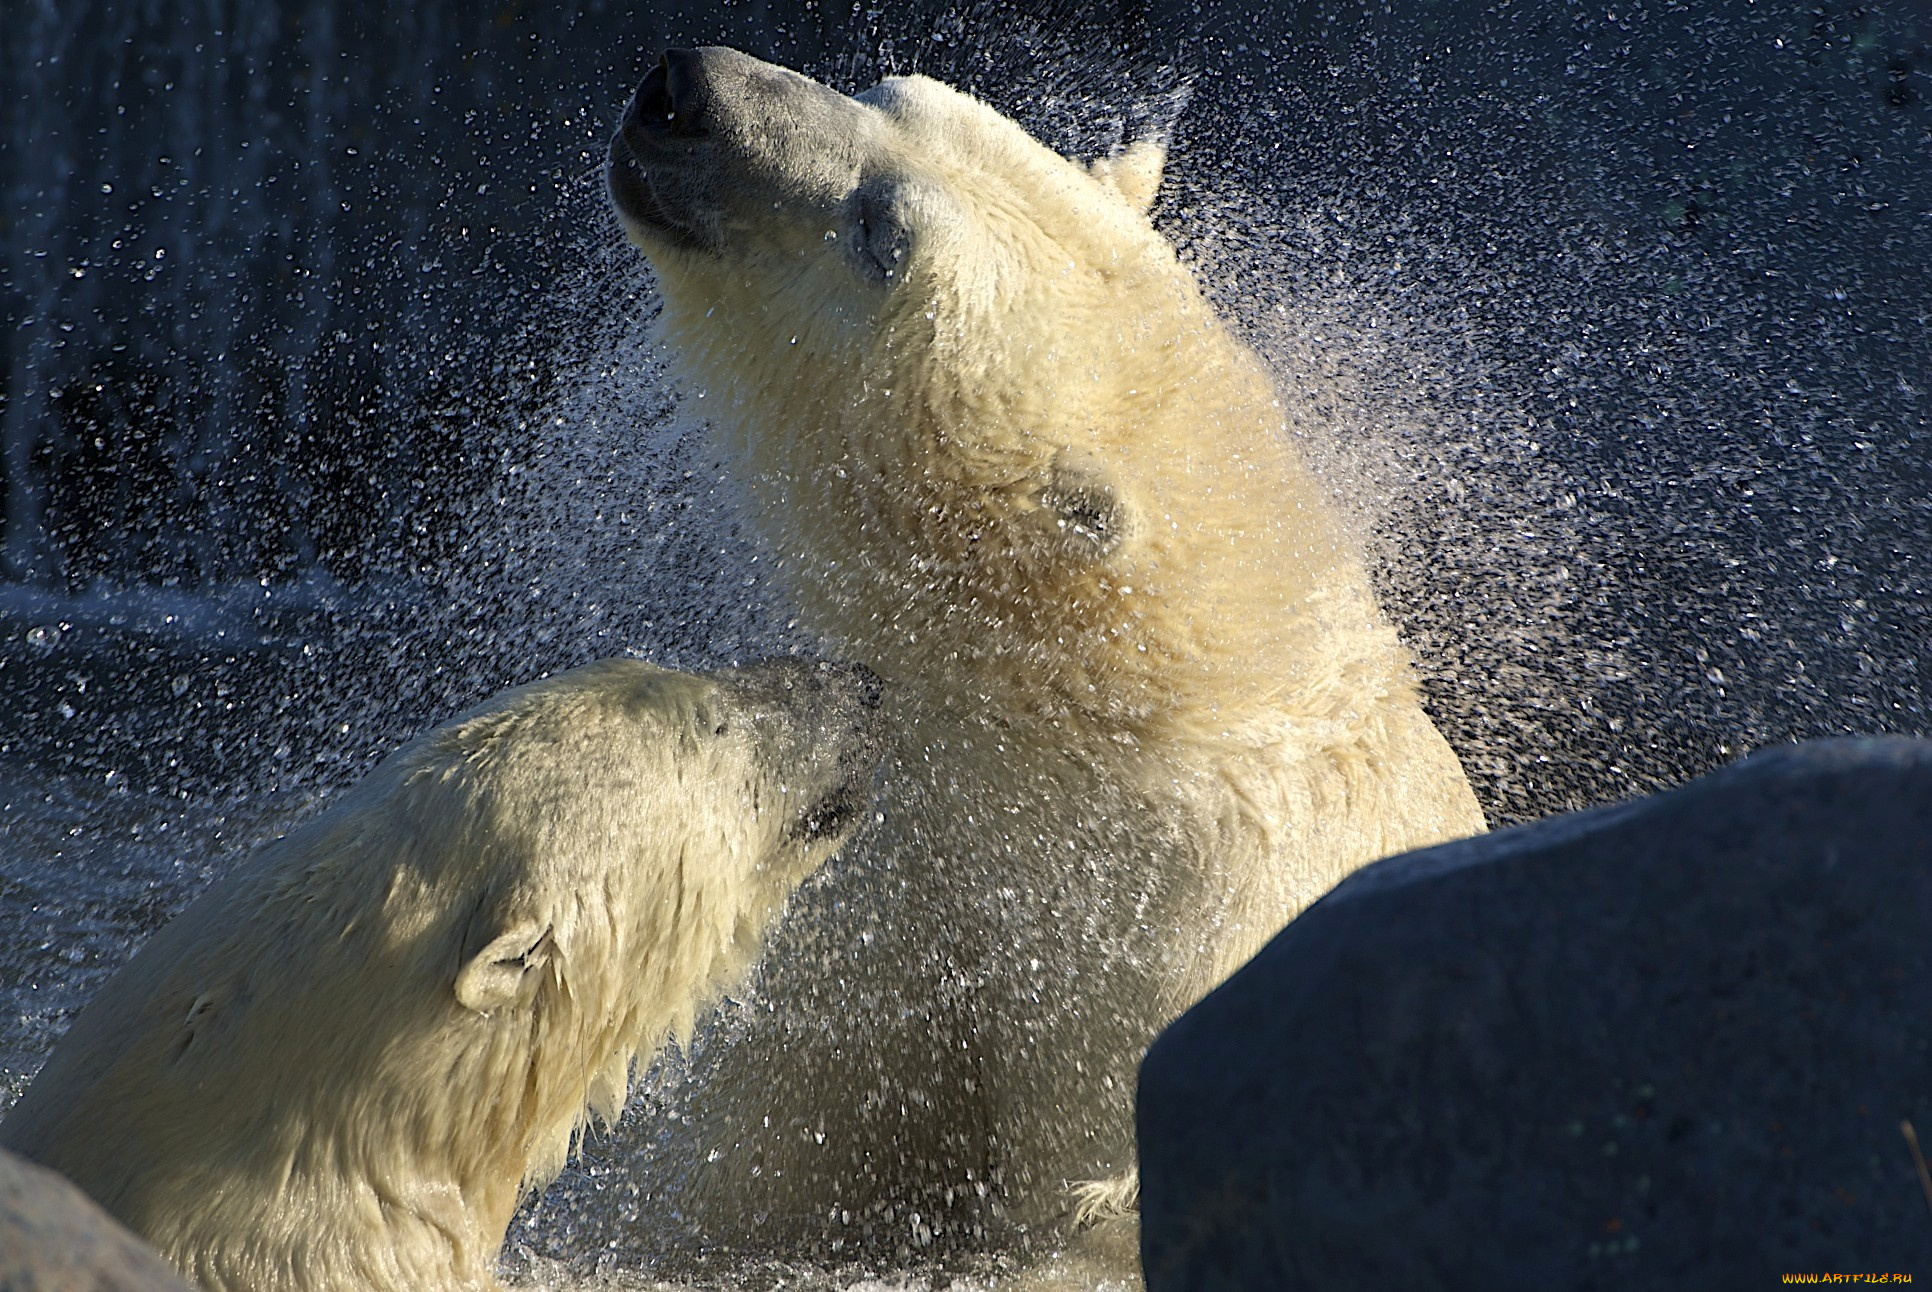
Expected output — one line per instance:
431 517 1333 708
608 48 1485 1259
0 657 881 1292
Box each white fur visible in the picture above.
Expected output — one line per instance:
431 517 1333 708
1 658 874 1292
611 52 1485 1270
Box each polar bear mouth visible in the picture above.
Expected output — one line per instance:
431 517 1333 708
607 132 706 252
608 50 724 252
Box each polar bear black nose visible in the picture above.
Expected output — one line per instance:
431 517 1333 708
628 49 709 139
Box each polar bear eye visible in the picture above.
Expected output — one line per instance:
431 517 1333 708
849 183 912 285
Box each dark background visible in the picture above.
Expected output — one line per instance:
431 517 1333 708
3 0 1928 824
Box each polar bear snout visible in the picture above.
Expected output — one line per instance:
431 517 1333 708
718 658 884 855
609 47 881 259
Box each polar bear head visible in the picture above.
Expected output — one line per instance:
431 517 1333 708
604 46 1187 486
607 49 1352 734
0 656 882 1292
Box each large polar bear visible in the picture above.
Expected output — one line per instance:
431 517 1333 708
1 657 881 1292
608 47 1485 1267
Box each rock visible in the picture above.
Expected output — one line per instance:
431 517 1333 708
0 1146 191 1290
1139 738 1932 1289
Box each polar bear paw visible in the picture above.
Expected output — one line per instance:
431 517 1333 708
1069 1168 1140 1228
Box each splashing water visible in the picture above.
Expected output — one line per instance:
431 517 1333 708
2 2 1927 1289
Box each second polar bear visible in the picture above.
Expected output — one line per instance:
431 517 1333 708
609 48 1485 1259
1 657 881 1292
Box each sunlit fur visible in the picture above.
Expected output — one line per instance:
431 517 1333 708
613 53 1486 1268
1 658 873 1292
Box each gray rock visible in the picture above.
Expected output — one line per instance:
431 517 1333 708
1139 738 1932 1290
0 1147 190 1291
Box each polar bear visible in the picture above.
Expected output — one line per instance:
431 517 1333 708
0 656 881 1292
607 48 1484 1266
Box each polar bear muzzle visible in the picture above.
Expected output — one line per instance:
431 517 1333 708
712 657 884 847
608 46 891 269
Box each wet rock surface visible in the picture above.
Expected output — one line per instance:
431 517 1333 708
1140 738 1932 1289
0 1147 191 1291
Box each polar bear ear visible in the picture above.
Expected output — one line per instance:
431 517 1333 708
1089 137 1168 216
1088 81 1191 216
455 919 554 1014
